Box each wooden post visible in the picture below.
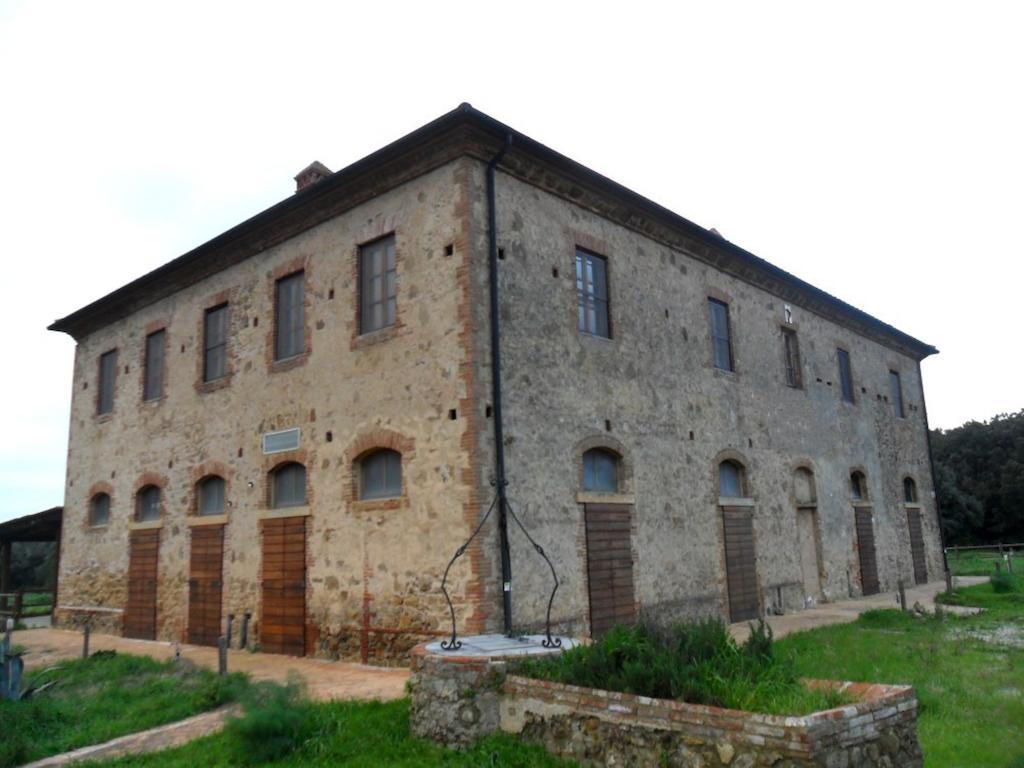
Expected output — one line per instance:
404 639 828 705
13 590 22 623
82 622 91 659
897 579 907 611
945 568 953 594
218 635 227 676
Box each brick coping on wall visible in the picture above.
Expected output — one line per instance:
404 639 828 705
500 675 917 758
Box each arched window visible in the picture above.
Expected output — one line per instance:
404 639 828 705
271 463 306 508
903 477 918 504
582 448 620 493
89 493 110 526
794 467 816 506
136 485 161 522
719 460 746 498
198 476 226 515
850 471 868 501
359 449 402 500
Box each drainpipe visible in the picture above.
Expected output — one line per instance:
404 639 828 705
487 133 514 636
916 360 951 578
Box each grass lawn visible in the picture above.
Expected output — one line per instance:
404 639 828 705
0 652 249 768
948 548 1022 576
778 579 1024 767
97 696 572 768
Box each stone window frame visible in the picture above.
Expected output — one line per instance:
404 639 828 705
350 227 407 350
703 287 738 377
712 449 753 503
791 462 818 507
564 231 618 351
85 481 115 530
344 429 415 513
266 257 313 374
574 435 634 503
779 322 803 390
903 476 919 506
195 288 238 394
190 461 233 519
849 468 870 503
140 321 169 405
575 246 612 340
836 346 856 405
130 473 168 528
95 347 119 419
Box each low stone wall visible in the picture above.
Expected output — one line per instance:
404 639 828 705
410 642 923 767
501 677 922 767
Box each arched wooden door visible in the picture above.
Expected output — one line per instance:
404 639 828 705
854 507 879 596
187 525 224 647
260 516 307 656
584 503 636 638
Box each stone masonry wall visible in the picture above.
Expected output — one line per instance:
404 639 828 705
480 165 944 635
409 644 922 767
57 158 492 663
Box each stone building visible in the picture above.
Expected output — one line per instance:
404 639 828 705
49 104 943 662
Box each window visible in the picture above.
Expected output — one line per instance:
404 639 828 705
136 485 161 522
98 349 117 415
576 249 610 338
837 348 855 403
271 463 306 508
359 449 402 500
359 235 397 334
904 477 918 504
708 299 733 371
782 328 802 388
198 476 226 515
889 370 905 418
850 471 867 501
719 460 746 497
89 493 110 526
143 330 165 401
203 304 229 382
274 272 305 361
582 448 620 493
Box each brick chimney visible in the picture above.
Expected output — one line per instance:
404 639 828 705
294 161 332 193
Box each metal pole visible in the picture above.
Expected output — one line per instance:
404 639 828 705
218 636 227 676
486 133 514 637
82 623 90 659
897 579 907 611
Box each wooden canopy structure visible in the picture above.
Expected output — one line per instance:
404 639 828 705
0 507 62 619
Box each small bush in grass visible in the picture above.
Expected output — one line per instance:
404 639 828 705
519 619 849 715
991 571 1022 594
225 677 312 764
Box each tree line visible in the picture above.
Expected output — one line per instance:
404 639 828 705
931 409 1024 545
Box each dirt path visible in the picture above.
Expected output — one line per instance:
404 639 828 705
730 576 987 642
12 628 409 702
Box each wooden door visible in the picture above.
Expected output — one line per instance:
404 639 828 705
584 504 636 638
124 529 159 640
797 507 823 602
188 525 224 647
722 506 759 622
907 508 928 585
855 507 880 596
260 516 307 656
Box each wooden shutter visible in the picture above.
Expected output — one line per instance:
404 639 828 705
124 529 159 640
722 506 759 622
260 516 307 656
907 508 928 585
187 525 224 647
855 507 880 595
584 504 636 638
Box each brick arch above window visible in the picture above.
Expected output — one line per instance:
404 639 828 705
343 428 415 508
190 461 233 515
86 481 114 528
132 473 167 523
712 449 752 500
574 435 633 495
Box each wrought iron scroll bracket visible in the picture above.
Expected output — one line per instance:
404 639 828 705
439 494 498 651
506 500 562 649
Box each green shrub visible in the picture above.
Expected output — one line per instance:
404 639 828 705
519 619 847 715
991 571 1022 594
225 679 312 764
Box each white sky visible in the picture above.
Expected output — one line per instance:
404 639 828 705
1 1 1021 523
